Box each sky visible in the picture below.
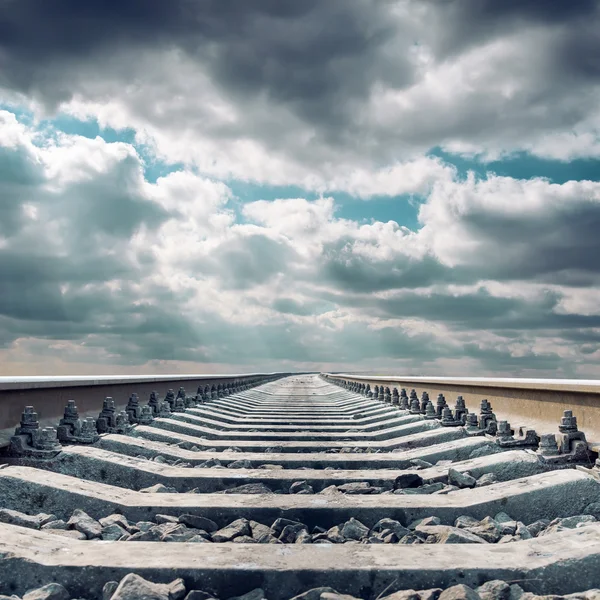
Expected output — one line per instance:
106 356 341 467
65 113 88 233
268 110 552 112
1 0 600 377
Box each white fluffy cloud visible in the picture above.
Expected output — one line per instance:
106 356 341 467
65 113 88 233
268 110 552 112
2 1 599 193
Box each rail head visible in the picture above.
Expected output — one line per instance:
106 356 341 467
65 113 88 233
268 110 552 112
0 373 304 391
322 373 600 395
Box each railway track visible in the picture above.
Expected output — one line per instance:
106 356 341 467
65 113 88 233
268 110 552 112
1 374 600 600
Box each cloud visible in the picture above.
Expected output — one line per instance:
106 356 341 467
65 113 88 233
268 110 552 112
2 1 599 192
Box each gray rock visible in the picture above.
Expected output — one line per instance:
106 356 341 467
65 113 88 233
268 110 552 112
228 460 253 469
37 514 57 526
290 481 315 494
271 518 306 537
249 521 272 540
526 519 550 537
127 528 164 542
341 518 370 540
433 485 460 495
164 527 208 543
326 525 346 543
419 590 443 600
371 518 409 538
477 580 511 600
497 520 517 536
257 464 284 470
365 535 385 544
184 592 217 600
41 520 68 530
465 517 502 543
448 468 477 489
438 585 480 600
320 593 361 600
0 508 41 529
469 445 503 459
558 515 596 528
103 582 119 600
101 523 130 541
493 513 512 524
336 482 375 494
155 514 179 525
139 484 178 493
410 459 433 469
168 578 187 600
476 473 498 487
212 518 251 542
111 574 186 600
99 514 133 533
158 523 184 537
196 458 222 468
508 584 525 600
515 522 532 540
188 535 212 543
23 584 70 600
67 509 102 539
228 589 265 600
539 515 596 537
373 529 399 543
409 516 441 529
415 525 487 544
279 523 308 543
256 534 282 544
584 502 600 519
135 521 156 532
289 588 339 600
295 530 312 544
564 591 600 600
232 535 257 543
178 514 219 532
379 591 420 600
454 516 480 529
320 485 342 495
394 473 424 489
401 483 445 495
222 483 272 494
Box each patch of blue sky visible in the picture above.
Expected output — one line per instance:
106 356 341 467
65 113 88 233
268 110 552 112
227 180 423 230
430 148 600 184
44 113 185 183
0 105 182 183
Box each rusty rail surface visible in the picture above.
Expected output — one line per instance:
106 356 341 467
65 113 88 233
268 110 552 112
323 373 600 447
0 372 297 447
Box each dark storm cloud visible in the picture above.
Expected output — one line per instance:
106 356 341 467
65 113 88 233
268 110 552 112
318 239 462 293
425 0 599 56
1 0 598 171
439 195 600 285
0 143 45 236
0 0 403 131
